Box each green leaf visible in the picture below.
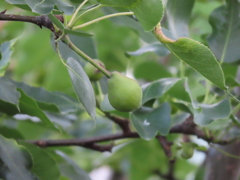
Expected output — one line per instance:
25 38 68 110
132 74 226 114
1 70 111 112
225 76 240 87
102 7 157 43
18 89 56 128
48 13 65 31
208 0 240 63
5 0 31 11
23 0 74 15
5 0 26 4
134 61 171 81
131 103 171 140
194 99 231 126
166 38 226 89
67 117 114 137
12 80 79 114
171 113 190 127
105 139 168 180
142 78 180 104
0 77 20 106
99 0 164 31
166 0 194 38
68 34 98 59
100 94 115 111
0 135 37 180
0 99 19 115
54 0 75 15
58 35 97 62
0 40 15 76
0 126 24 139
205 118 231 131
55 151 91 180
67 58 96 119
25 0 54 14
20 142 61 180
167 78 198 109
127 43 169 57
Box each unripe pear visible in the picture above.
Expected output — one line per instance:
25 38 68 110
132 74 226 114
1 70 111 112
84 60 105 81
108 72 142 112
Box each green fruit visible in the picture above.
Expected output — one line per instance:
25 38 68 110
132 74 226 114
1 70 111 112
84 60 105 81
108 72 142 112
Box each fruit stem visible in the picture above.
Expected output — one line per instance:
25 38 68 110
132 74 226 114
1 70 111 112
154 23 175 44
72 11 134 30
96 81 104 102
63 35 112 78
68 0 89 28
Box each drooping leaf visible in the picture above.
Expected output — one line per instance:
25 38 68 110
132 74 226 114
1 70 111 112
18 89 56 128
194 99 231 126
0 40 15 76
20 142 60 180
166 38 226 89
99 0 164 31
142 78 180 104
67 57 96 119
208 0 240 63
0 135 37 180
131 103 171 140
166 0 195 38
127 43 169 57
0 77 20 106
12 80 80 114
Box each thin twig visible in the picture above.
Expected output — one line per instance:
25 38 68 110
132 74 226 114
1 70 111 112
23 121 235 152
157 136 173 158
0 13 63 32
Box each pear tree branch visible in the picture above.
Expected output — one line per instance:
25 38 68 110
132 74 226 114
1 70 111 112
1 10 239 153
